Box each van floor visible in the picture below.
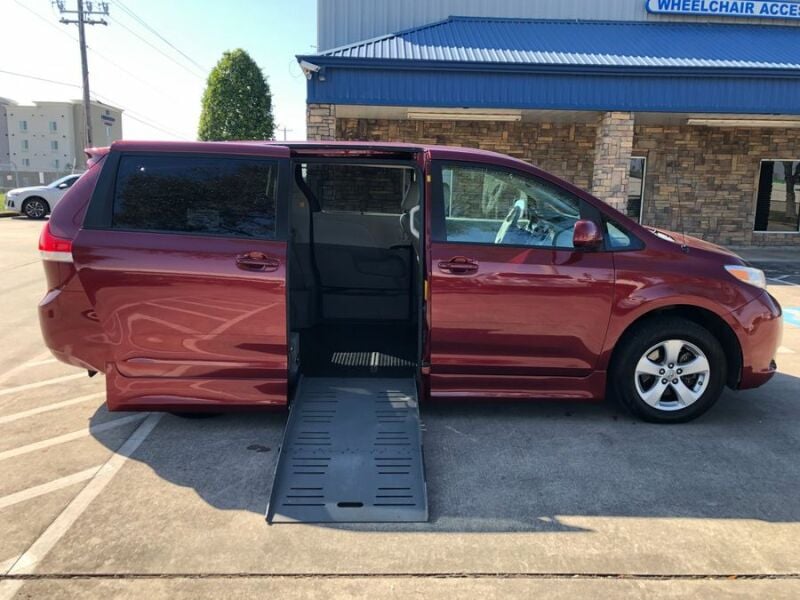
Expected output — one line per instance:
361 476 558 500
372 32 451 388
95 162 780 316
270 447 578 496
299 322 416 377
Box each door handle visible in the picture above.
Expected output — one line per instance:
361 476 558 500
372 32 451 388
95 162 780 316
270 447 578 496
235 252 280 272
438 256 479 275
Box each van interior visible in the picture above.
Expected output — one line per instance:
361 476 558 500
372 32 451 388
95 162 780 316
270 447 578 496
287 158 423 385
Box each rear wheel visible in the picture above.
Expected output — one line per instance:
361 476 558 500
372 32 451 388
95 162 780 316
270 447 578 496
611 317 726 423
22 197 49 219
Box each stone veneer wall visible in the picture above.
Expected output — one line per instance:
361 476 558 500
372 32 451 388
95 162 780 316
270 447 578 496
634 125 800 246
592 112 634 213
328 111 800 246
336 117 597 191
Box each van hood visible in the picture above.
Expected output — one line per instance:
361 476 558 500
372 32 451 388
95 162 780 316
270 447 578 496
647 228 743 261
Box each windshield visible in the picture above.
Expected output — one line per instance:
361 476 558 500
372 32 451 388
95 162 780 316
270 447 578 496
47 174 79 188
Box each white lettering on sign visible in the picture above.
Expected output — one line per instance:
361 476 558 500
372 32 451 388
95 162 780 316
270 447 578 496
646 0 800 19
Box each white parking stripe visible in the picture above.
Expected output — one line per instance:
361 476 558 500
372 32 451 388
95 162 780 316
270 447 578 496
0 350 52 387
4 413 162 582
0 414 146 462
0 373 86 398
0 555 20 575
0 467 100 510
778 346 796 354
0 392 105 425
24 358 58 368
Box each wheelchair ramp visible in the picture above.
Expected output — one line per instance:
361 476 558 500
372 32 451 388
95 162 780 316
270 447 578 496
267 377 427 523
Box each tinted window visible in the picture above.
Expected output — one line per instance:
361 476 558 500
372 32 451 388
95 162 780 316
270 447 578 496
440 164 583 249
301 163 406 214
113 155 278 238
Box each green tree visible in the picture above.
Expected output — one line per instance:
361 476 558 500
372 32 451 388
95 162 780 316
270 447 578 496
198 49 274 141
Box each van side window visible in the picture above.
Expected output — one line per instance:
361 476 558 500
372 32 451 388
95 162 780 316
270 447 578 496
301 163 404 214
439 164 584 249
112 155 278 238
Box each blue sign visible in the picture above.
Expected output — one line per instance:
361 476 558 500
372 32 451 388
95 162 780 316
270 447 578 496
647 0 800 19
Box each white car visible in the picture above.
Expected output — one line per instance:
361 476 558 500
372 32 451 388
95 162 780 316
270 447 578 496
4 174 82 219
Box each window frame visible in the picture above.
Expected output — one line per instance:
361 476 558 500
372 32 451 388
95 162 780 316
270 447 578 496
84 150 290 242
628 155 647 225
431 160 615 252
753 158 800 235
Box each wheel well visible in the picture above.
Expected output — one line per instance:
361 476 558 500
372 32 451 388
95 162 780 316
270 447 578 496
22 196 50 211
611 305 742 388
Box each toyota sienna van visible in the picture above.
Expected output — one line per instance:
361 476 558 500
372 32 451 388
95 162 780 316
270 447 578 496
38 141 782 424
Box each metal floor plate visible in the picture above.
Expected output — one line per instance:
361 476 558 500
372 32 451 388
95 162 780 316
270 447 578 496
267 377 427 523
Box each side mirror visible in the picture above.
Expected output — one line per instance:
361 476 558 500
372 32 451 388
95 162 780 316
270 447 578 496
57 183 69 189
573 219 604 250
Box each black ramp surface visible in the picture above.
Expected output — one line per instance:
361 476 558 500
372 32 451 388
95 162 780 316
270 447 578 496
267 377 427 523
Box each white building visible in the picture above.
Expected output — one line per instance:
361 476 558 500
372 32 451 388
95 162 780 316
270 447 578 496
0 97 122 188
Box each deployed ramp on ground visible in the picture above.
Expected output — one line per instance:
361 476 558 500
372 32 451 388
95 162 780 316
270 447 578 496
266 377 427 523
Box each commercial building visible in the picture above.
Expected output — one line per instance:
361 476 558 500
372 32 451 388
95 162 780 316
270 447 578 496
299 0 800 246
0 97 122 188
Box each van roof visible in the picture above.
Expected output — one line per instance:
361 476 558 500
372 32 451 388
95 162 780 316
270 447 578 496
106 139 532 169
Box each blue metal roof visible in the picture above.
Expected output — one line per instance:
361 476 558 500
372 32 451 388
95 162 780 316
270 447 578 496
299 17 800 115
317 17 800 70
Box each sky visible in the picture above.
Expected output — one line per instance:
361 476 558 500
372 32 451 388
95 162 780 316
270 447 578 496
0 0 317 141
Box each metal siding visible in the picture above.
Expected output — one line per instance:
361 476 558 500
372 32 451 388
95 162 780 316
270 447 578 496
319 18 800 69
318 0 800 50
308 68 800 115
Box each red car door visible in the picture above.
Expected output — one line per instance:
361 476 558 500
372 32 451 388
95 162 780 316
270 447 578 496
71 147 291 410
427 159 615 400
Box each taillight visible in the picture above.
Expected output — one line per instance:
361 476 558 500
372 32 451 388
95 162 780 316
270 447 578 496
39 222 74 263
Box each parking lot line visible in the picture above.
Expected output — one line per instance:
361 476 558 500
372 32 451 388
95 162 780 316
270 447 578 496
0 555 20 575
0 392 105 424
0 350 52 387
0 373 86 398
5 413 162 578
23 358 58 368
0 466 100 510
0 414 146 462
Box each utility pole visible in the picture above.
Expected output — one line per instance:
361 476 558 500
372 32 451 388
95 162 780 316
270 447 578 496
55 0 109 147
279 126 293 141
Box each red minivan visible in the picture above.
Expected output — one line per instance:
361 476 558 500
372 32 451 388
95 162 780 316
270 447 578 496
38 141 782 423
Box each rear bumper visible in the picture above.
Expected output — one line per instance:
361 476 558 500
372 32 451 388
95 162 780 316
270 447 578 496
38 285 106 372
727 291 782 389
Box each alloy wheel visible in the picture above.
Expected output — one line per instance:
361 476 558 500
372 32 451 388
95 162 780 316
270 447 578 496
634 339 711 412
24 199 46 219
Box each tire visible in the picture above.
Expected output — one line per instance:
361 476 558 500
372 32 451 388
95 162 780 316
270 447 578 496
610 317 727 423
22 197 49 219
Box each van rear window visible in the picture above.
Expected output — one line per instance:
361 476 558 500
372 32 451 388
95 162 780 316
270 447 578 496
112 155 278 239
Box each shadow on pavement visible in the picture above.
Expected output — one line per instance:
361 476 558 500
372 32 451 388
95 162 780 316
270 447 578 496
88 371 800 532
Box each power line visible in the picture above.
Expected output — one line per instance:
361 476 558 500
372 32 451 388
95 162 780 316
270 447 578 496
0 69 190 141
113 0 208 73
0 69 81 90
106 14 206 80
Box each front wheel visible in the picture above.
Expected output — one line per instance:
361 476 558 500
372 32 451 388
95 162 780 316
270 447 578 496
22 197 49 219
611 317 727 423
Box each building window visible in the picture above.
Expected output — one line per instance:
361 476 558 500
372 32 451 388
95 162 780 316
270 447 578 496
49 121 58 132
754 160 800 233
53 159 60 169
627 157 647 224
51 140 59 151
19 121 27 132
21 158 30 167
21 139 29 152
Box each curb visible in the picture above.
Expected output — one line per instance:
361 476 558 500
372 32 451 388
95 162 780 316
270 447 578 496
0 213 19 219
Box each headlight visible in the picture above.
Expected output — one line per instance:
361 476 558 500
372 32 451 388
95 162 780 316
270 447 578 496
725 265 766 290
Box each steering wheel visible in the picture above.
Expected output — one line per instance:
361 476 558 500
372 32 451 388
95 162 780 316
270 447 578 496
494 198 526 244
